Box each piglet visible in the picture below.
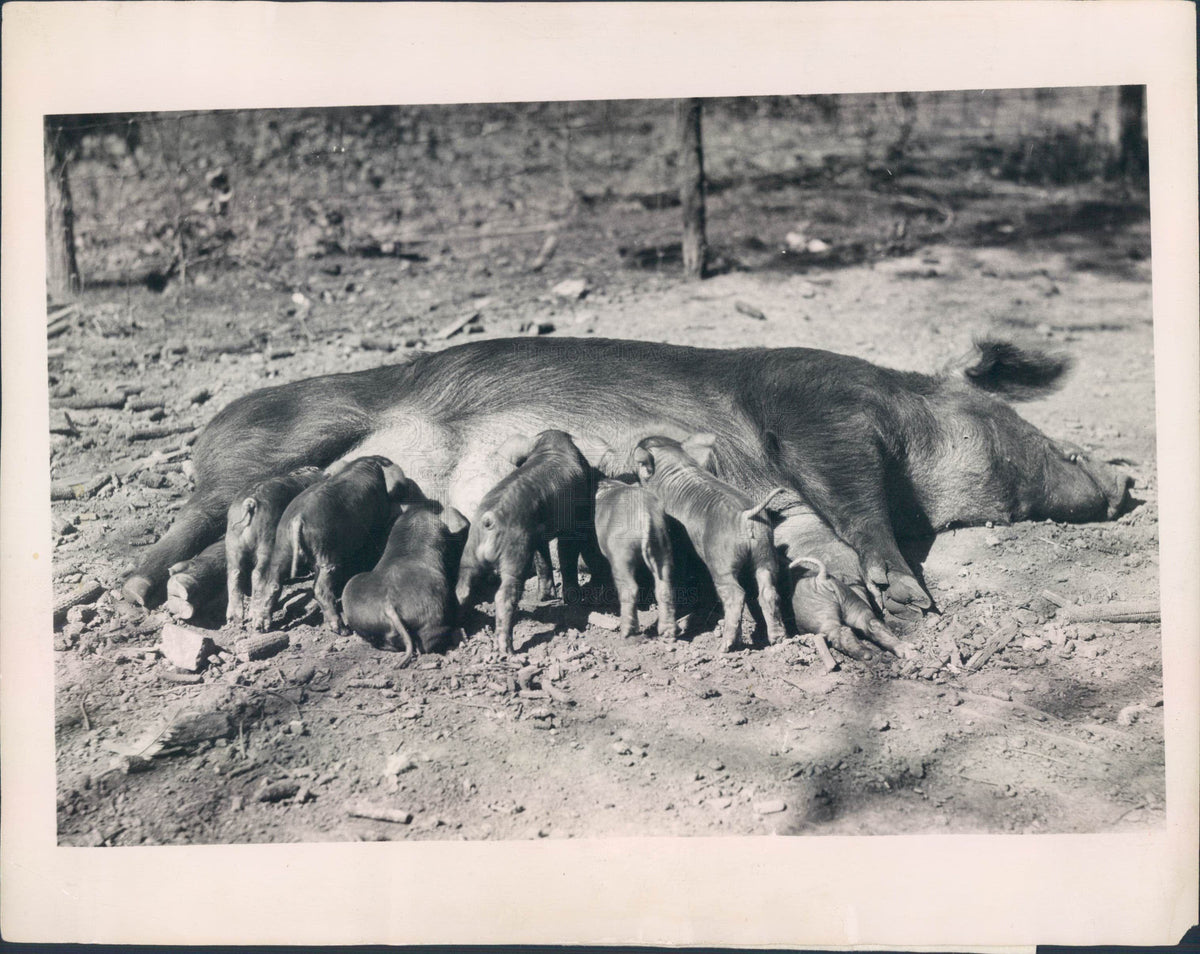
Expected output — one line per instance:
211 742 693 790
223 466 326 626
789 556 914 671
593 479 677 640
634 434 788 652
455 429 600 654
249 455 407 633
342 503 469 665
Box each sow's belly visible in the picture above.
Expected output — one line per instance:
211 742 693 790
337 404 716 521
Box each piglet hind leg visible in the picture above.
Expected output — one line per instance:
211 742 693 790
313 563 349 635
754 567 788 646
533 542 557 602
653 565 678 640
713 576 748 653
611 564 641 639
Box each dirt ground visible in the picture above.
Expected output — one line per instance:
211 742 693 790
50 139 1160 844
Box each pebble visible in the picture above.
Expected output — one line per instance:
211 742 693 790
551 278 588 300
611 742 632 755
385 754 416 776
708 760 725 772
753 798 787 815
871 715 890 731
258 781 301 803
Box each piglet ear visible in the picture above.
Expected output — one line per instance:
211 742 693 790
633 445 655 480
441 506 469 536
496 433 534 467
381 462 408 500
683 432 718 470
571 432 613 469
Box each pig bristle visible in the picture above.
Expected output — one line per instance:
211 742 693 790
959 337 1072 401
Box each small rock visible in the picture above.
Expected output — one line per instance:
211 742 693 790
186 386 211 405
160 622 212 672
984 534 1001 547
734 301 766 321
66 605 95 625
551 278 588 300
754 798 787 815
1021 636 1047 652
612 742 632 755
385 753 416 776
707 759 725 772
257 781 301 803
1117 703 1149 726
871 715 890 732
805 238 830 254
990 687 1012 702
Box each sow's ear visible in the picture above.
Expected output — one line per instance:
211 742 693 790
633 445 655 481
682 432 718 470
325 458 351 478
441 506 470 536
496 433 535 467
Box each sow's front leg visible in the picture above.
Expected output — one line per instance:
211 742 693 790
773 508 916 664
122 372 377 607
768 428 930 615
164 540 227 621
124 492 227 607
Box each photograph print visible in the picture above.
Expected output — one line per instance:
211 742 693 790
46 88 1163 847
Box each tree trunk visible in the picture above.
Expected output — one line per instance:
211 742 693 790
1117 85 1147 182
676 98 707 280
44 127 80 301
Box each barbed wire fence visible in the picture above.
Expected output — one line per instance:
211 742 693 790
46 87 1146 322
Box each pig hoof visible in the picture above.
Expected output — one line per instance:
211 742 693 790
883 570 931 610
122 574 155 607
164 595 197 620
166 571 199 602
884 599 924 622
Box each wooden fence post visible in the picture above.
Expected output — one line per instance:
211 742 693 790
676 98 707 279
44 124 80 301
1117 85 1147 181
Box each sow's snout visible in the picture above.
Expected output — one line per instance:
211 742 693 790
1032 443 1134 522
